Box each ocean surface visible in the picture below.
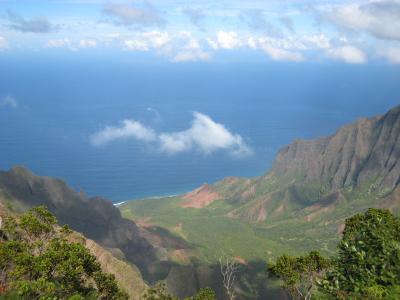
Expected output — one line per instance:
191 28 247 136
1 54 399 201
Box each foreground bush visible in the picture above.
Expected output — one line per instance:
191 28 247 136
269 208 400 300
0 206 128 299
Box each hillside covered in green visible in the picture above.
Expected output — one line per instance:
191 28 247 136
120 105 400 266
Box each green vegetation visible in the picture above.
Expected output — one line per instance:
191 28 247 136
268 251 329 300
143 283 216 300
320 208 400 299
269 208 400 300
0 206 128 299
120 196 290 263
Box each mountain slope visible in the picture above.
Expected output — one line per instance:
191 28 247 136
0 166 159 280
0 202 147 300
120 105 400 264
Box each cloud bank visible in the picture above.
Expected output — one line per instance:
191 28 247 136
6 11 56 33
326 46 367 64
103 2 166 28
5 0 399 65
90 112 252 157
324 1 400 41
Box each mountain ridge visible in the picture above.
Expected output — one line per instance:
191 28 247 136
120 104 400 265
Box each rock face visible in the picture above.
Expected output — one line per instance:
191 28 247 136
272 105 400 192
0 166 157 279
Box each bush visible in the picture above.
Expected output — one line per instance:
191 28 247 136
0 206 128 300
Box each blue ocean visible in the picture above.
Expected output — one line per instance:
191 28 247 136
1 53 399 201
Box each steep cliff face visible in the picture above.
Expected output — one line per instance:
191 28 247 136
208 105 400 222
0 166 157 279
272 105 400 193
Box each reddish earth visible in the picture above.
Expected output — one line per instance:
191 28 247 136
234 256 247 265
257 206 267 222
337 223 346 234
171 249 191 264
180 184 222 208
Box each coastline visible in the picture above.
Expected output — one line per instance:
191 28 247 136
113 194 178 207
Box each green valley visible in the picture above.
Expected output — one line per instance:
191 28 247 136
120 104 400 267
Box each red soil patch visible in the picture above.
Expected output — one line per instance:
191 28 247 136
337 223 345 234
234 256 247 265
171 249 191 264
180 184 221 208
257 206 267 222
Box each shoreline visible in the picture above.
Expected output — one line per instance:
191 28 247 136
113 194 179 206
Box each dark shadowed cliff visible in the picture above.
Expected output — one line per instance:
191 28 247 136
0 166 158 279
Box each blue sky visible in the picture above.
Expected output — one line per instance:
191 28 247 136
0 0 400 63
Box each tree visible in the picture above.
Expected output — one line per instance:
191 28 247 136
268 251 329 300
219 255 239 300
142 283 177 300
185 287 216 300
0 206 128 299
142 283 216 300
319 208 400 299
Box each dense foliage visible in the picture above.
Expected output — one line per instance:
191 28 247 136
0 206 128 299
268 251 329 300
142 283 216 300
320 208 400 299
269 208 400 300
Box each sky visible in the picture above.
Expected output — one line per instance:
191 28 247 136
0 0 400 64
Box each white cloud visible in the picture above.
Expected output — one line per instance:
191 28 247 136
261 44 304 61
323 1 400 41
326 45 367 64
78 39 97 48
172 50 211 62
247 36 304 61
45 38 74 49
177 31 200 50
123 31 211 62
90 120 156 147
90 112 252 157
302 34 331 49
45 38 97 50
378 46 400 64
103 2 166 28
0 37 8 50
124 38 150 51
6 11 56 33
159 112 252 156
0 96 18 109
207 31 242 50
142 31 170 48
